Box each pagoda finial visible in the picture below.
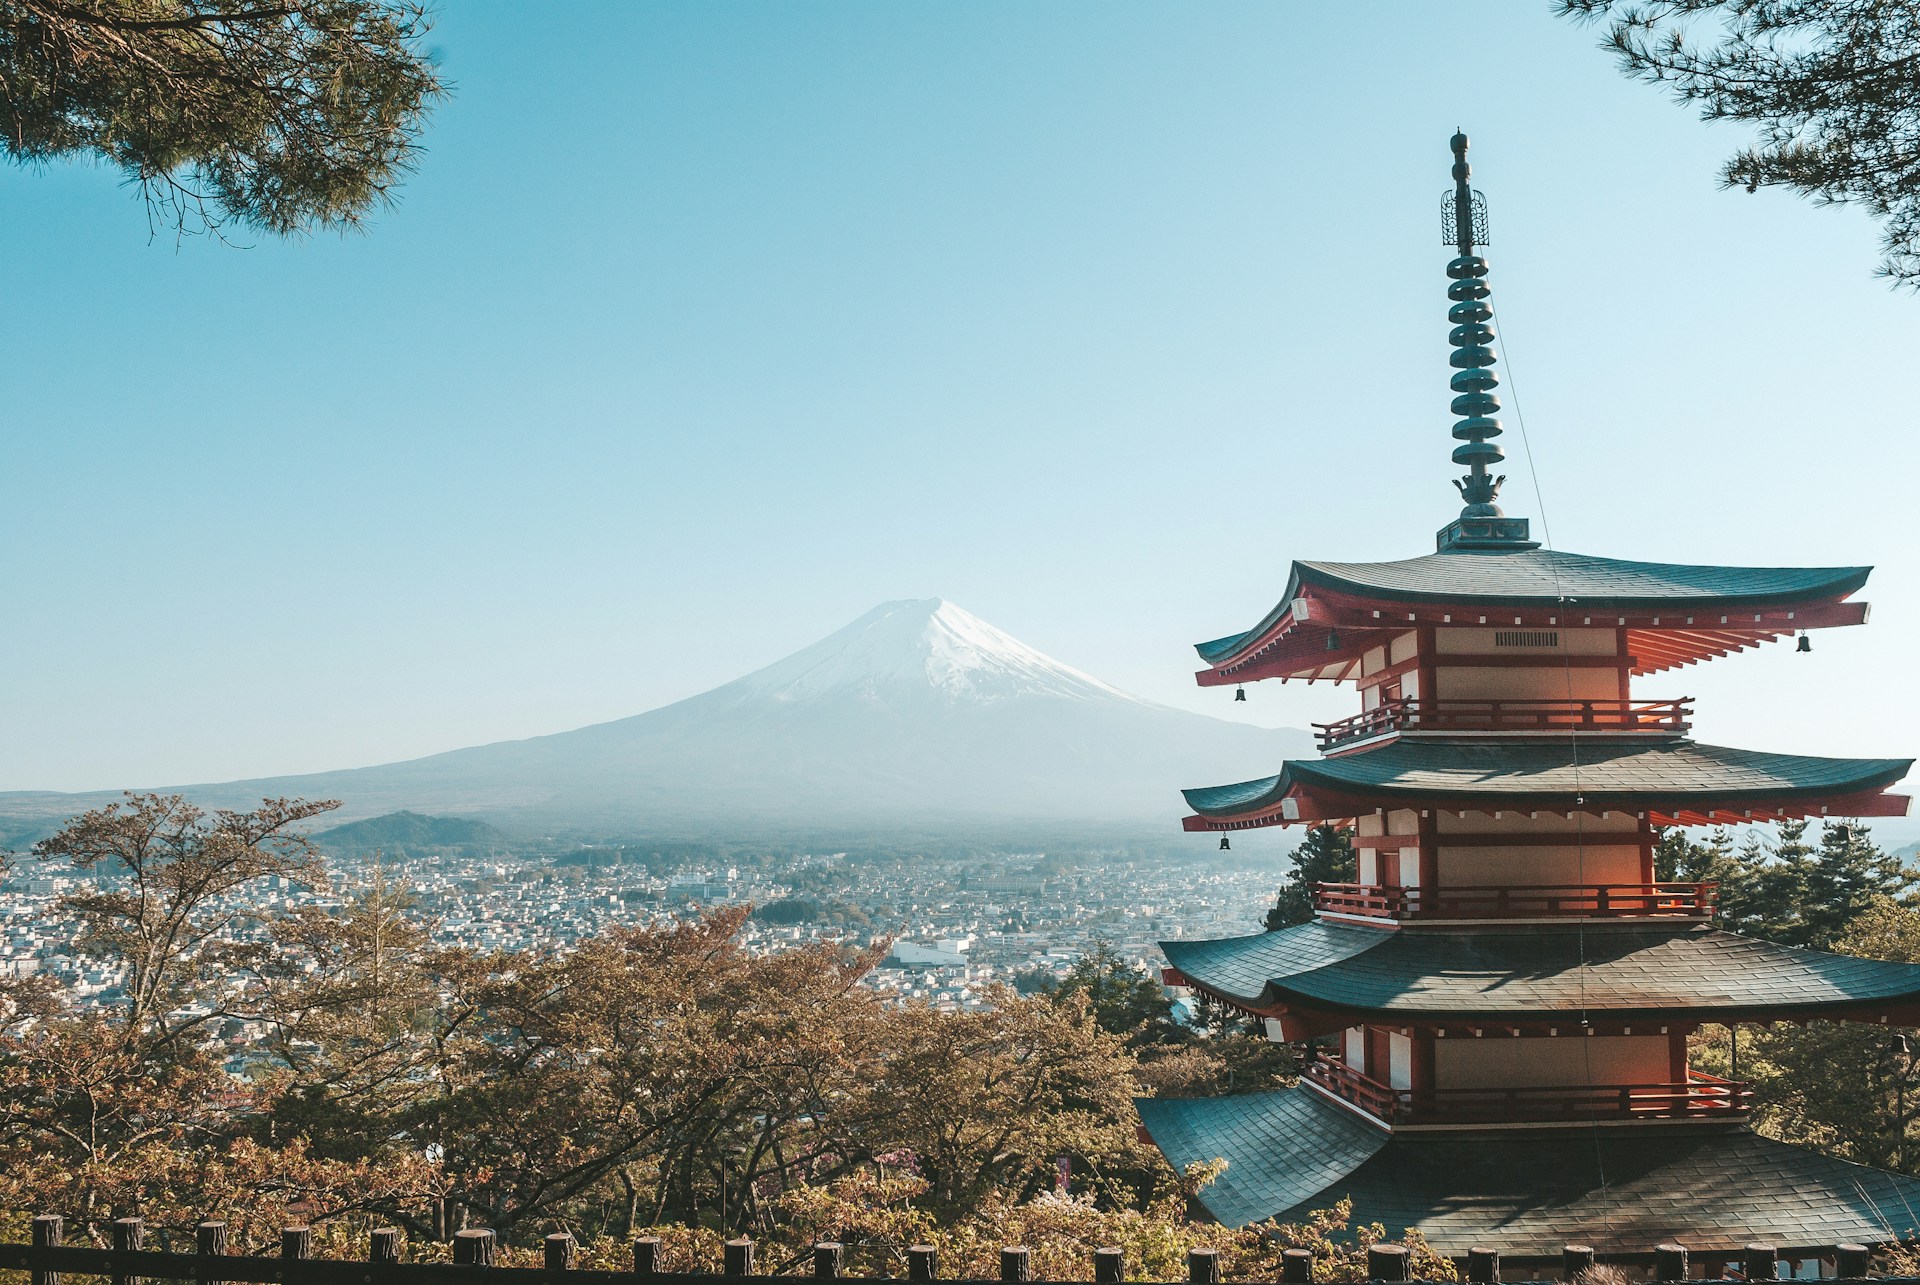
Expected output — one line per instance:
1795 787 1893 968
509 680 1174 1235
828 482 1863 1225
1435 131 1537 552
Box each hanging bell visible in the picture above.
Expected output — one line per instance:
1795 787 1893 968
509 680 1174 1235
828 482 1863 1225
1219 835 1231 851
1796 632 1812 653
1234 686 1247 702
1325 628 1342 652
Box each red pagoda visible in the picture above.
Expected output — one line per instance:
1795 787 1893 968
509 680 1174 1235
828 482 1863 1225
1136 134 1920 1261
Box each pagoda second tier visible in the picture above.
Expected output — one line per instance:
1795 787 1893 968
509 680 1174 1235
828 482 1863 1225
1161 921 1920 1036
1181 738 1913 832
1195 547 1870 685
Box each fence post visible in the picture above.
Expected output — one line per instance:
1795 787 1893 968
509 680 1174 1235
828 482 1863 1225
31 1214 62 1285
724 1238 754 1278
282 1228 312 1261
453 1229 497 1268
906 1246 937 1283
633 1237 662 1279
1836 1244 1872 1278
1562 1245 1595 1280
371 1229 403 1266
999 1247 1030 1283
1367 1244 1408 1283
1281 1248 1313 1283
1654 1244 1688 1281
1466 1247 1499 1283
196 1221 227 1285
1093 1247 1124 1284
812 1244 843 1281
1743 1245 1778 1280
1188 1249 1221 1284
112 1216 144 1285
546 1234 575 1275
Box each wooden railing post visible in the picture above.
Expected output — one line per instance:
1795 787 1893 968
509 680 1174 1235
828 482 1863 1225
1561 1245 1594 1279
1466 1247 1499 1283
1366 1244 1408 1282
1281 1248 1313 1283
112 1216 144 1285
999 1247 1030 1283
724 1238 754 1278
633 1237 662 1279
1835 1244 1871 1278
906 1246 937 1283
1092 1248 1124 1284
1743 1245 1778 1280
282 1227 312 1262
812 1243 843 1281
31 1214 62 1285
546 1233 575 1275
371 1228 402 1266
1187 1248 1220 1284
196 1221 227 1285
1654 1244 1688 1281
452 1229 496 1268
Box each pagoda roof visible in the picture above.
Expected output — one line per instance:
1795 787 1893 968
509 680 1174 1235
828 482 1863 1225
1181 739 1911 830
1194 548 1871 683
1160 922 1920 1023
1136 1087 1920 1254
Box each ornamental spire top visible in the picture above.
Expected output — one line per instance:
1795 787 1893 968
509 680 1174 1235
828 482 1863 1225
1436 131 1537 553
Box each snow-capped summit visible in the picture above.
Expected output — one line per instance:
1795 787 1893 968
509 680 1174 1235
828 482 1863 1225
714 598 1144 709
2 599 1312 840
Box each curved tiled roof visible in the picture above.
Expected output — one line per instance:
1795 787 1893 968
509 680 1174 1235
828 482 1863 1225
1162 922 1920 1020
1140 1088 1920 1252
1181 740 1912 819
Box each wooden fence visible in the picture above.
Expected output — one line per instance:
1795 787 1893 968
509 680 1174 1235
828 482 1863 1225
0 1216 1894 1285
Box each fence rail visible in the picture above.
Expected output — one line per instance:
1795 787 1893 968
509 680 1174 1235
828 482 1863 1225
0 1216 1899 1284
1314 698 1693 751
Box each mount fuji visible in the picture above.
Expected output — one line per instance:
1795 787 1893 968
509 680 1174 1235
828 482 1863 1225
1 600 1311 842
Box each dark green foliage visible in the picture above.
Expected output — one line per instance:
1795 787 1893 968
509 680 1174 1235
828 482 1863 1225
752 897 822 924
0 0 443 237
1042 939 1180 1046
1265 825 1355 930
1657 819 1917 945
314 811 506 855
1560 0 1920 285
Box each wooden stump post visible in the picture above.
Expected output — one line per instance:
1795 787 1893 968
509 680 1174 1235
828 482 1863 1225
1654 1244 1688 1282
906 1245 938 1283
724 1238 754 1278
1188 1249 1221 1285
1836 1244 1872 1278
1367 1243 1409 1283
812 1243 843 1281
31 1214 62 1285
1743 1245 1778 1280
196 1221 227 1285
281 1228 313 1262
632 1237 662 1280
1281 1247 1314 1283
1093 1247 1125 1284
999 1247 1030 1283
371 1229 403 1266
452 1229 497 1268
545 1234 575 1275
1562 1245 1595 1280
112 1216 144 1285
1466 1247 1499 1283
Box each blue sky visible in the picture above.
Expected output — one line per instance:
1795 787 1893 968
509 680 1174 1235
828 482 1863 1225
4 2 1917 796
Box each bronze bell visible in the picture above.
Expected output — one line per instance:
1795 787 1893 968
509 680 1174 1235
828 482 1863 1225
1219 835 1231 851
1234 686 1247 702
1325 628 1342 651
1797 632 1812 653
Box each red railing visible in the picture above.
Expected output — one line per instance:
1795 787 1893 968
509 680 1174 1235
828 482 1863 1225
1304 1053 1751 1125
1315 697 1693 750
1313 881 1717 920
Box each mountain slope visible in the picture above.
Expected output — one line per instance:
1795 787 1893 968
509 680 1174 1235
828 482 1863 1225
2 599 1311 840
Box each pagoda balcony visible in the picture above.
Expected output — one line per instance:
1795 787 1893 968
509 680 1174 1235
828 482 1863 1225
1313 881 1717 922
1314 697 1693 751
1302 1052 1751 1127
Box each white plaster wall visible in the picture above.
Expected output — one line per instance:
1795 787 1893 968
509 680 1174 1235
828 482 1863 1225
1437 844 1643 888
1389 1032 1413 1090
1390 632 1420 665
1434 1034 1671 1090
1435 665 1621 701
1344 1027 1365 1071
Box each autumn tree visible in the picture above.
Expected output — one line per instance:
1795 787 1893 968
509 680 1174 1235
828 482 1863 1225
0 0 443 237
1559 0 1920 284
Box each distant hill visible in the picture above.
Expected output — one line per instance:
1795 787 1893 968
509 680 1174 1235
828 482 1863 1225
0 599 1312 844
313 811 509 855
